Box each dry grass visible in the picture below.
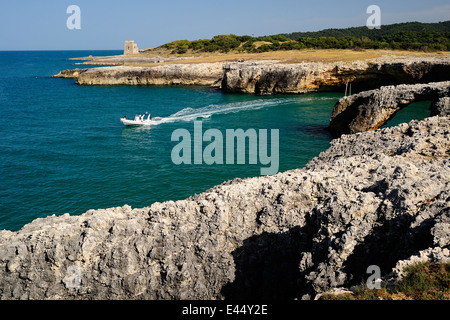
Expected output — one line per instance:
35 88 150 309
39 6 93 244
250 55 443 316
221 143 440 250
127 49 450 66
81 48 450 67
252 41 274 49
320 262 450 300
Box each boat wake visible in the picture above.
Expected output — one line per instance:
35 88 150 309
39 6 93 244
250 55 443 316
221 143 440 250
147 98 293 126
123 95 336 128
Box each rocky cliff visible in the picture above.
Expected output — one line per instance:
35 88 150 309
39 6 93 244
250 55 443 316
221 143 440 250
221 57 450 94
0 115 448 300
329 81 450 134
54 63 225 87
54 56 450 93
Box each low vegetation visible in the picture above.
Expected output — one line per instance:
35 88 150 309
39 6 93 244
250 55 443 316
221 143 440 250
156 21 450 55
320 262 450 300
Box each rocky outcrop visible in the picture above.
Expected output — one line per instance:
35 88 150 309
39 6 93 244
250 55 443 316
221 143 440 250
54 63 225 87
53 68 88 79
54 56 450 94
430 96 450 117
221 57 450 94
328 81 450 134
0 115 448 300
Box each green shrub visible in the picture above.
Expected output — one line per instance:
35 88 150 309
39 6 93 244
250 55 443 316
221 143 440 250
392 262 450 300
319 262 450 300
157 21 450 54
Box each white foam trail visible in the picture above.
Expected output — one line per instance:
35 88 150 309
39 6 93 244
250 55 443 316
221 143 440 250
147 98 293 126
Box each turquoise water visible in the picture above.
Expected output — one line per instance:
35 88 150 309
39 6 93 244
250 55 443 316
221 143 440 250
0 51 343 231
382 101 432 128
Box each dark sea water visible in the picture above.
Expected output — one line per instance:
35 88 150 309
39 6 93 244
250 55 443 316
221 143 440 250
0 51 430 231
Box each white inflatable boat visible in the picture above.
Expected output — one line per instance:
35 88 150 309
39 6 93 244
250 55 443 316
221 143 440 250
120 118 151 126
120 114 152 126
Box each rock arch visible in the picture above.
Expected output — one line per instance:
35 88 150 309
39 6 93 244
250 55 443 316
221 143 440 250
329 81 450 134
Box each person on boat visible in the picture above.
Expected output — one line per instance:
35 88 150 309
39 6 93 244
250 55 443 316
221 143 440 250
123 115 127 120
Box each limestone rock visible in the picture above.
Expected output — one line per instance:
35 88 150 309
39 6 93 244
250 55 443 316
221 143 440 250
54 56 450 94
221 57 450 94
384 247 450 286
430 97 450 116
0 115 448 299
64 63 224 87
329 81 450 134
52 68 87 79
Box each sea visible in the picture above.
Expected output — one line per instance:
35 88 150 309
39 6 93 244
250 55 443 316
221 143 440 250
0 51 431 231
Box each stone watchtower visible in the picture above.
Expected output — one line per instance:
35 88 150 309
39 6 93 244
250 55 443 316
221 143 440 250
124 40 139 55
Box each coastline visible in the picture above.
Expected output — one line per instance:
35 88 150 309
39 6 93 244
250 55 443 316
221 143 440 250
2 0 450 303
1 49 449 300
54 50 450 95
0 114 448 299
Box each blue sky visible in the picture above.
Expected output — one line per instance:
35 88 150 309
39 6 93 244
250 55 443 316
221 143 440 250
1 0 449 50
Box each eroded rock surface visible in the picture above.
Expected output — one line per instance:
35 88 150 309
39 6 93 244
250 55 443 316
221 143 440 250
220 56 450 94
0 115 448 300
54 63 225 87
329 81 450 134
54 56 450 94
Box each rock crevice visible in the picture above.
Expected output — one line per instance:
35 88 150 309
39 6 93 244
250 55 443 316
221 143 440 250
222 58 450 94
0 115 449 300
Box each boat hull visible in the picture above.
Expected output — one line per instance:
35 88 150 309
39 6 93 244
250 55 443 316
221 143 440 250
120 118 151 126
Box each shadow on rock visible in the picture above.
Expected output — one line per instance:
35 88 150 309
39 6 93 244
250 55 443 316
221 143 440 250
344 213 435 286
221 226 310 299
